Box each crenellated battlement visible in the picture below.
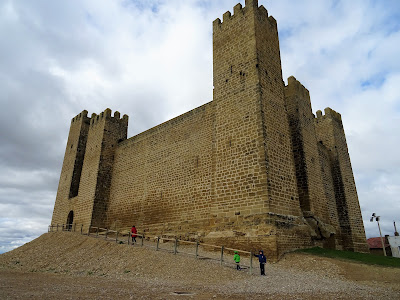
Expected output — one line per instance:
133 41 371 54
71 109 129 127
71 110 89 124
316 107 342 122
89 108 129 126
213 0 276 31
285 76 310 100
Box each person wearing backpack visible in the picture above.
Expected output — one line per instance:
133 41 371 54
233 251 241 270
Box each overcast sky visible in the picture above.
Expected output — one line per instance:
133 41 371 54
1 0 399 254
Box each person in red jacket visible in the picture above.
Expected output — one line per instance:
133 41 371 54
131 225 137 244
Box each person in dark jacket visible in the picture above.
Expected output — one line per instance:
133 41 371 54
254 250 267 275
131 225 137 244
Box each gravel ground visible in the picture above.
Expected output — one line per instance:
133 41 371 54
0 232 399 299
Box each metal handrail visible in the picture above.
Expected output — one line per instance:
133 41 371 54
47 223 255 274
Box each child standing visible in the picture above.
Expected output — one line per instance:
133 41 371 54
233 251 241 270
254 250 267 275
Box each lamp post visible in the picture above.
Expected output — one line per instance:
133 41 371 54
370 213 386 256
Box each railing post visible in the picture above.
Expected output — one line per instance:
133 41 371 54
196 241 199 259
74 223 76 232
174 238 178 255
141 234 144 247
220 246 224 266
88 225 91 236
156 237 160 251
57 224 59 232
96 227 99 238
116 231 119 243
81 224 83 234
127 232 130 245
105 228 108 240
250 252 253 275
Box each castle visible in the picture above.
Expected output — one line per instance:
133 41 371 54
51 0 368 259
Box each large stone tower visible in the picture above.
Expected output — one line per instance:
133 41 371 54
51 109 128 229
315 108 368 252
211 0 307 256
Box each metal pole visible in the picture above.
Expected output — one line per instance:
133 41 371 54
81 224 83 234
62 224 64 231
250 252 253 275
141 235 144 247
174 238 178 255
127 232 130 245
195 241 199 259
220 246 224 266
105 228 108 240
96 227 99 238
116 231 119 243
156 237 160 251
377 220 387 256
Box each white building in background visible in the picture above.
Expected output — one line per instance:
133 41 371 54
388 236 400 258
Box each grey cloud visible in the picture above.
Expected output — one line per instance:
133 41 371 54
0 0 399 253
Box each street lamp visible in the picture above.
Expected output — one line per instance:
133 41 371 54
370 213 386 256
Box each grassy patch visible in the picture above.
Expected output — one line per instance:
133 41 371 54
297 247 400 268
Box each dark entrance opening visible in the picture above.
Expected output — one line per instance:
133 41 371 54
66 211 74 231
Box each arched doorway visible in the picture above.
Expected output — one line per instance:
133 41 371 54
66 211 74 231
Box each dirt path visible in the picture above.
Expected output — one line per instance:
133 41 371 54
0 232 399 299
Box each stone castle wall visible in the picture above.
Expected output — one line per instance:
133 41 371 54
106 102 215 234
51 0 368 259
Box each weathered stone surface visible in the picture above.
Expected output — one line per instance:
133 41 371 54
51 0 368 260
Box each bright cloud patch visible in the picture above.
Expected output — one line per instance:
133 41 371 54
0 0 399 252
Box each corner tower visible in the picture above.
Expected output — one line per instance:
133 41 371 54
284 77 329 222
315 108 368 252
51 111 90 227
51 109 128 230
212 0 303 257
